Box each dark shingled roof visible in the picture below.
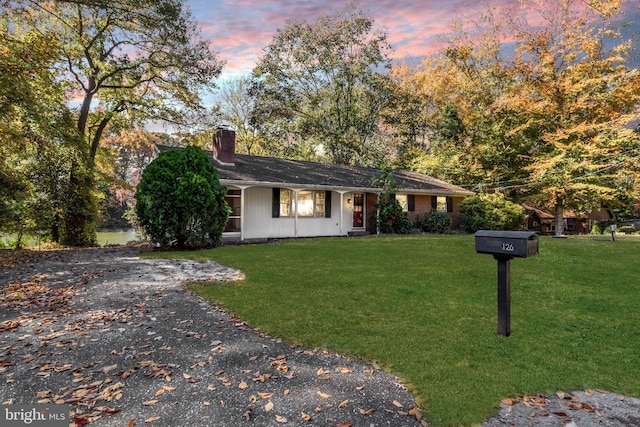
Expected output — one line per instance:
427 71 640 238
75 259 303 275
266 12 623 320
156 145 472 196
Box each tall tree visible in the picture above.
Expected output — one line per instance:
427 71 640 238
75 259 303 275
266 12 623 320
12 0 224 162
217 77 264 156
3 0 224 245
251 5 395 166
497 0 640 236
0 14 88 246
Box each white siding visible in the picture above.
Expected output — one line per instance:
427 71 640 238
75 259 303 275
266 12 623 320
241 188 344 240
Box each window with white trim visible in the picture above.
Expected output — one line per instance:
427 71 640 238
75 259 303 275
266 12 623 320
276 189 328 218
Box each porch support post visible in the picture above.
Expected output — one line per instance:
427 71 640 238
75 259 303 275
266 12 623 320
294 189 299 238
240 187 246 241
338 191 347 236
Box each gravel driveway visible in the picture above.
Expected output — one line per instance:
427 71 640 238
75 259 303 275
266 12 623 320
0 247 423 426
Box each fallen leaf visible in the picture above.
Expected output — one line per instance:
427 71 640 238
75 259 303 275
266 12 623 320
392 400 403 408
409 406 423 421
301 412 312 421
335 422 352 427
265 401 274 412
339 400 349 408
258 392 273 399
143 400 158 406
317 367 329 376
338 367 352 373
275 414 287 423
101 364 118 373
355 386 364 392
238 381 248 389
283 389 290 395
243 408 252 421
73 417 89 426
359 408 375 415
144 416 160 423
154 389 165 397
183 373 192 379
317 391 331 399
501 398 517 405
127 419 135 427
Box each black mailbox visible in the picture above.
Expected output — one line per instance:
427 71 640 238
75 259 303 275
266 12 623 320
475 230 538 259
474 230 539 337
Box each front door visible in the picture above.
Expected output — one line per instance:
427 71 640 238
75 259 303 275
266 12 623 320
352 193 364 227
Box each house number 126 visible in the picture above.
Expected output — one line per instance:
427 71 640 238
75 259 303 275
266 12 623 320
501 243 514 251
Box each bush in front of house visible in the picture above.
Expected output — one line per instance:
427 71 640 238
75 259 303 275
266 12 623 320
458 193 525 233
373 203 414 234
415 211 451 234
135 146 229 249
373 166 414 234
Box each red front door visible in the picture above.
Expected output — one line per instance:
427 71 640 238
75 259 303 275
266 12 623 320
352 193 364 227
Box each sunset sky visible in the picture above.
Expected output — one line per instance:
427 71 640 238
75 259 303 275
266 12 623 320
186 0 640 79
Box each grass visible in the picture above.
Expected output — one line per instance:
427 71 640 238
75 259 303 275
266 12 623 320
144 234 640 426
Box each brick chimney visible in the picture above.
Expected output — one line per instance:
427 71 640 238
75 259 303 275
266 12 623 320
212 128 236 165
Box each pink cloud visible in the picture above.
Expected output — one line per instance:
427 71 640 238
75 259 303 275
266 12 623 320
188 0 640 77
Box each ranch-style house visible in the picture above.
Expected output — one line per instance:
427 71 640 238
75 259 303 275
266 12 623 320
156 129 473 241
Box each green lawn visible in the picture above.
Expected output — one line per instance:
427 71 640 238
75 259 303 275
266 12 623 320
145 234 640 426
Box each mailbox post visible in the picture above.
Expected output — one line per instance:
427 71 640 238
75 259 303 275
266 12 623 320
474 231 539 336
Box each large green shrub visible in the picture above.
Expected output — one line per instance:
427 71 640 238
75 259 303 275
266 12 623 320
135 146 229 249
458 193 525 233
415 211 451 234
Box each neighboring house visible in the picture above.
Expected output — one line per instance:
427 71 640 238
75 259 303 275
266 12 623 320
524 204 611 235
157 129 473 241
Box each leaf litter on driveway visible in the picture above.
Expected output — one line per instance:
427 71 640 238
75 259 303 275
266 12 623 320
0 247 424 426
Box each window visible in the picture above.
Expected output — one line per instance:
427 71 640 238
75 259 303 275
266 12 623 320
395 194 415 212
431 196 453 212
272 189 331 218
567 218 575 231
397 195 408 212
314 191 326 217
297 191 314 216
280 189 292 217
224 189 241 232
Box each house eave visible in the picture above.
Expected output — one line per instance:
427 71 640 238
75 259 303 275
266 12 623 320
220 179 473 197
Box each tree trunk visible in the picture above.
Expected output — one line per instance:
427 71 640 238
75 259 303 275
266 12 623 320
78 85 95 137
554 197 564 237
